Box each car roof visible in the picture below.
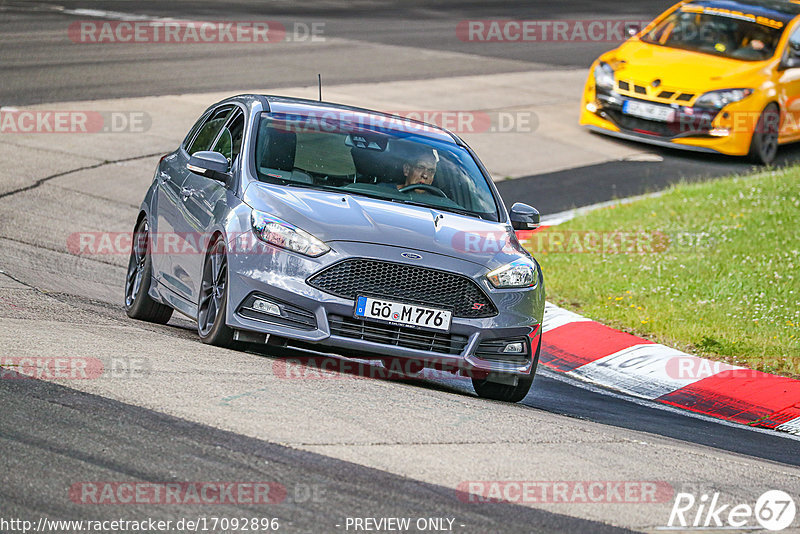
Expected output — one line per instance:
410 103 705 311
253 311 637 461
250 95 460 144
682 0 800 23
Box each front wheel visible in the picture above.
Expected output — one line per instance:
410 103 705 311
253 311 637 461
471 336 540 403
748 103 780 165
472 372 534 403
197 237 240 349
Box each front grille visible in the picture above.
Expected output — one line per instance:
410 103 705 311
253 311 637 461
308 259 497 318
329 315 468 355
605 107 717 139
606 110 676 137
616 80 695 105
474 338 529 365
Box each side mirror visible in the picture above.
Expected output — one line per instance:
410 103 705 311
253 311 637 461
187 151 230 183
780 54 800 70
509 202 540 231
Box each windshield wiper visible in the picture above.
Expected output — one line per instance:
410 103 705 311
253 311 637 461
390 199 482 218
292 183 403 202
283 182 344 194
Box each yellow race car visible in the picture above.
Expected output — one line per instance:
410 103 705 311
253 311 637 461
580 0 800 164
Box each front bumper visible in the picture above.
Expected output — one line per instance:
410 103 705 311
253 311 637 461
224 235 545 376
579 87 758 157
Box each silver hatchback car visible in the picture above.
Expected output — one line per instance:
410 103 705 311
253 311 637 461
125 95 545 402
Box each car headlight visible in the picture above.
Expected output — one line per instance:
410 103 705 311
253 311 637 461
250 210 330 257
594 62 616 92
695 88 753 109
487 258 538 289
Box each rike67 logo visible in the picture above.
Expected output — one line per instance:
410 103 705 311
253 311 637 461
666 490 796 531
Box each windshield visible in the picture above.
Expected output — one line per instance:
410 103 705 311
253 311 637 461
641 4 786 60
254 112 500 221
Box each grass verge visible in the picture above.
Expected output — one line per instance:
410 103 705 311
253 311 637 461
521 168 799 379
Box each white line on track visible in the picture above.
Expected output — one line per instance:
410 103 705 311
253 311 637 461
4 2 183 23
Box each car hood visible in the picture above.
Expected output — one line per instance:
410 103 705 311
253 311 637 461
242 182 524 268
608 41 769 93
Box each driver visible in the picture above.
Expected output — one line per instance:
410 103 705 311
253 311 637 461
398 149 438 191
744 28 770 53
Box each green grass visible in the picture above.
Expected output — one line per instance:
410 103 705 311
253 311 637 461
521 168 800 379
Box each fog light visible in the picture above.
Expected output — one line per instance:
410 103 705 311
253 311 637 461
586 103 598 113
253 299 281 316
503 342 524 354
710 128 730 137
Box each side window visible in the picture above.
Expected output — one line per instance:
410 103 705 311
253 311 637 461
183 114 208 148
187 106 233 155
211 109 245 166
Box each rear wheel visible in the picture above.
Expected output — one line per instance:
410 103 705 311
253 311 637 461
197 237 239 348
472 336 540 403
748 103 780 165
124 217 173 324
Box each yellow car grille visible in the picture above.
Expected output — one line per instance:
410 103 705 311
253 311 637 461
616 80 696 105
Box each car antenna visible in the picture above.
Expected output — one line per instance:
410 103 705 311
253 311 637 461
318 74 323 102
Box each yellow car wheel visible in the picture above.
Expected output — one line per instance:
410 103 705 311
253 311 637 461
748 103 780 165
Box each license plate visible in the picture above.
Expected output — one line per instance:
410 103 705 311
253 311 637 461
623 100 675 122
355 296 452 332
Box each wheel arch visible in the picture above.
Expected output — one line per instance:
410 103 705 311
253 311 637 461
134 209 147 228
205 229 227 254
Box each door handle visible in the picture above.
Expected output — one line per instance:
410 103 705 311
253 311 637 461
180 187 198 200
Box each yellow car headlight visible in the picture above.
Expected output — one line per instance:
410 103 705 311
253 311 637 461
695 89 753 109
593 62 616 92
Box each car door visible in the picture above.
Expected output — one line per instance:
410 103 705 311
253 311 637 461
777 22 800 141
159 105 234 300
152 110 211 293
173 106 245 303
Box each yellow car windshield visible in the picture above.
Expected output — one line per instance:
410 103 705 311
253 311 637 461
641 7 785 61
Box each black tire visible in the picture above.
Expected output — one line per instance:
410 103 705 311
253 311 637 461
197 237 240 348
472 336 541 403
748 103 780 165
124 217 173 324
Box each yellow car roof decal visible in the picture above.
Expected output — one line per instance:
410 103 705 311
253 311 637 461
680 4 785 29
